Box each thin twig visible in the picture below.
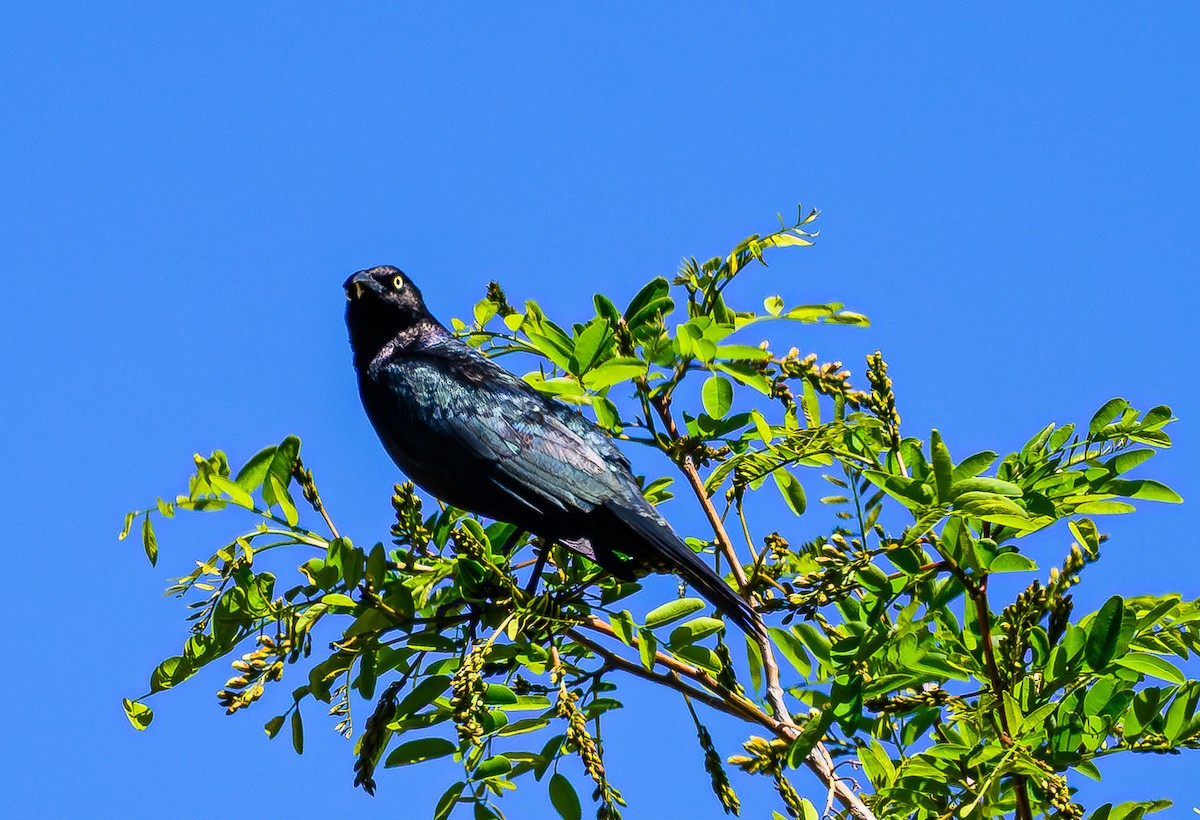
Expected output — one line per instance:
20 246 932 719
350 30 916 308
568 630 760 725
581 617 767 721
971 576 1033 820
603 383 877 819
573 623 875 818
650 396 794 728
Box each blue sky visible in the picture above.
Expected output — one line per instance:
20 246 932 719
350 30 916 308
2 4 1198 817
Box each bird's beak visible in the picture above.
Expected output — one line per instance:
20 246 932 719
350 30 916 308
344 270 375 301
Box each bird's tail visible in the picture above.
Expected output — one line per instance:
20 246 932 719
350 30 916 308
596 501 765 640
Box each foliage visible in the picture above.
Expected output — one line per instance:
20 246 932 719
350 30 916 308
123 208 1198 820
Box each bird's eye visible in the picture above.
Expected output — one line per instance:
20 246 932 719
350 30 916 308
392 275 405 290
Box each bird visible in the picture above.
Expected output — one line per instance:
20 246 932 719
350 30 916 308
344 265 762 638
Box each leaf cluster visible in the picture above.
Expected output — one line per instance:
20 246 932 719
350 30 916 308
124 209 1197 820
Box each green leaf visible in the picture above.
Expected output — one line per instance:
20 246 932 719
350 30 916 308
582 358 646 390
1104 448 1156 476
549 773 582 820
122 698 153 730
234 445 276 492
366 542 387 588
475 755 512 779
930 430 953 503
773 471 806 516
638 627 658 671
858 739 897 788
291 709 304 755
702 375 734 418
481 709 509 735
675 645 723 674
609 610 636 646
498 717 550 737
483 684 519 707
714 361 772 395
764 295 784 316
141 514 158 567
793 622 832 670
264 714 285 738
1086 595 1126 670
592 395 620 430
266 473 299 526
385 737 458 767
118 510 137 541
781 304 833 322
950 450 998 483
862 470 934 511
1114 653 1187 685
150 656 194 692
526 330 574 372
948 477 1022 499
210 474 255 507
500 696 553 713
1104 479 1183 503
434 781 466 820
264 435 300 498
750 409 772 443
827 311 870 326
645 598 706 629
1075 500 1136 515
715 343 770 361
768 626 812 677
988 553 1039 573
473 296 498 327
1089 398 1130 434
593 293 620 325
787 708 833 768
1069 517 1101 557
768 231 816 248
524 373 585 398
1165 685 1200 741
624 277 671 324
568 320 612 376
800 381 820 427
955 492 1027 518
395 675 452 718
668 617 726 648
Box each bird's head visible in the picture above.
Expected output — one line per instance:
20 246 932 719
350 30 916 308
345 266 440 364
345 265 430 318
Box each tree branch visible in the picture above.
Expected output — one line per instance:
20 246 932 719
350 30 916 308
581 616 769 725
568 630 764 726
643 392 792 719
630 380 876 819
580 618 876 818
971 576 1032 820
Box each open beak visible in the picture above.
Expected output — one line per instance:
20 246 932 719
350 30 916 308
344 270 375 301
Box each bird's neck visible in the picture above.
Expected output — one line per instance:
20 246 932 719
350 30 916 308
388 320 452 355
349 309 452 372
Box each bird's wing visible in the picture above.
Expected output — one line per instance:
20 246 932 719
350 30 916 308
371 342 627 515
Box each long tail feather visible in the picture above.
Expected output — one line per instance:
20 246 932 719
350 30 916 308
597 501 765 639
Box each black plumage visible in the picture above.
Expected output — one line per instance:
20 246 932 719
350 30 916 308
344 265 761 637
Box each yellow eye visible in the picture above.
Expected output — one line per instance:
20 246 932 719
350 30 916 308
392 275 405 290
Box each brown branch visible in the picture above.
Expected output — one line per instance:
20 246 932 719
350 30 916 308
580 619 875 818
568 630 764 726
575 623 875 819
292 460 341 540
680 453 751 591
628 380 875 819
581 616 768 723
972 577 1032 820
644 393 789 718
